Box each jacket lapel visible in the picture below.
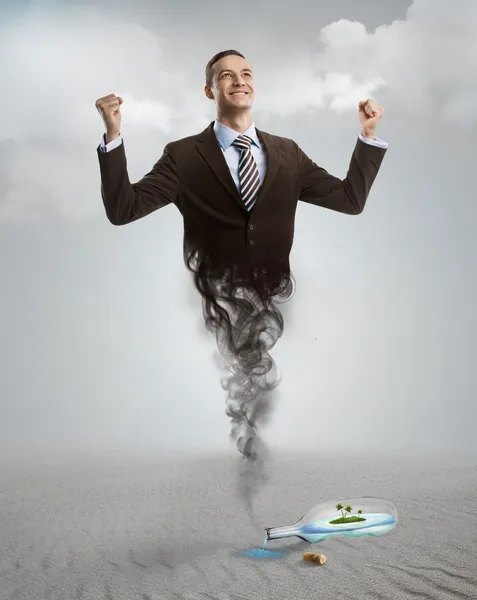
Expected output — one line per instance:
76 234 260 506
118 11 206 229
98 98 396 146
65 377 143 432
196 121 279 212
255 127 279 208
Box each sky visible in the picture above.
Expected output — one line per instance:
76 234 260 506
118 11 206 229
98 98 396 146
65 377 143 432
0 0 476 463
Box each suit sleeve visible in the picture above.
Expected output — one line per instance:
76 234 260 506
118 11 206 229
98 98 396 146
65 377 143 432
294 137 387 215
96 139 178 225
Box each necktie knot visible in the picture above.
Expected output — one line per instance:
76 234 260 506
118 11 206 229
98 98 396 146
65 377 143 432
232 134 253 151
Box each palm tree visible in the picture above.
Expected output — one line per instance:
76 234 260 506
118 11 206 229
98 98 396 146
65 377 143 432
357 509 363 517
344 505 353 517
335 503 345 518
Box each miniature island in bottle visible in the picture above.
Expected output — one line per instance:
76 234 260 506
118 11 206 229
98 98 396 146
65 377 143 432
328 502 366 524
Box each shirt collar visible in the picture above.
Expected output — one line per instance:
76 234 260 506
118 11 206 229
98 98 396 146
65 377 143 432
213 119 260 151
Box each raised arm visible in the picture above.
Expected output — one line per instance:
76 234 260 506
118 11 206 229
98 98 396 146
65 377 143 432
95 93 178 225
294 137 387 215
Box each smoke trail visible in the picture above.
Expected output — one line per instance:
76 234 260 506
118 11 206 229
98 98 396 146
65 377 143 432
184 239 295 513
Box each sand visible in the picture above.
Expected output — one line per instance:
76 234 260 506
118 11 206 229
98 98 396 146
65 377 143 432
1 449 476 600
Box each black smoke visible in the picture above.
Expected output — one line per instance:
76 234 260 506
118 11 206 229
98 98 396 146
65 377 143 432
184 238 295 515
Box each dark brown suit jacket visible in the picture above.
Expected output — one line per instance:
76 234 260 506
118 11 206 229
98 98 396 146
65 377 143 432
97 121 386 280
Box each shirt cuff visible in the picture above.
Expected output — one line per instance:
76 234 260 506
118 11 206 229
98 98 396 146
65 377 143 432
99 133 123 152
358 133 388 149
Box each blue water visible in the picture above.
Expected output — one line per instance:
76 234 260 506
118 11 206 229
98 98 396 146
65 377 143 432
241 537 285 559
241 549 285 559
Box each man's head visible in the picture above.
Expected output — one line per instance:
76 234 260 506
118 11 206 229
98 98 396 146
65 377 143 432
204 50 255 116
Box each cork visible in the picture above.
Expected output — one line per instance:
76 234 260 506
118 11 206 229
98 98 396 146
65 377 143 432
303 551 327 565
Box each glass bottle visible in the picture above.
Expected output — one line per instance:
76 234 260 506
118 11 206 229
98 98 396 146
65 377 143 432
265 496 398 544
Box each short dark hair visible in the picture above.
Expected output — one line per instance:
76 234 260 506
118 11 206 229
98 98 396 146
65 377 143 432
205 49 246 88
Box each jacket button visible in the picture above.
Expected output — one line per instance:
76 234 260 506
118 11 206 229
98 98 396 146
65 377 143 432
248 223 254 230
249 239 255 246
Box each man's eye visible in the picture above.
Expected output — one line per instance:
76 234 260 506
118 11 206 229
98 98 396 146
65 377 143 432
222 73 251 77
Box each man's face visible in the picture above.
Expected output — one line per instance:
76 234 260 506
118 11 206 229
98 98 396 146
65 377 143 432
206 55 255 110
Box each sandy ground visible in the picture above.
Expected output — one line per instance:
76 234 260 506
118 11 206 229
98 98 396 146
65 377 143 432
1 449 476 600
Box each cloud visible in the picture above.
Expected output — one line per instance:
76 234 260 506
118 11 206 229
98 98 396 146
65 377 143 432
256 0 477 120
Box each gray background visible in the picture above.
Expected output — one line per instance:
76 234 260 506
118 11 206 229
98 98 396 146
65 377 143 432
1 0 476 463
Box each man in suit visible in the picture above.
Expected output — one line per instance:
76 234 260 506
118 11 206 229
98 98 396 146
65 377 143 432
95 49 388 467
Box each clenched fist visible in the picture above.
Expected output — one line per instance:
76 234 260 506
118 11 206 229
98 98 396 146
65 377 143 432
358 98 384 139
95 93 123 141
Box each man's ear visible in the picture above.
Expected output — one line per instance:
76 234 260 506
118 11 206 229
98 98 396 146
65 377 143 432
204 85 214 100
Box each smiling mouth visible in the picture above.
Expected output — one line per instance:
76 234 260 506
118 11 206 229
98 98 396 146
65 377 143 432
230 92 248 96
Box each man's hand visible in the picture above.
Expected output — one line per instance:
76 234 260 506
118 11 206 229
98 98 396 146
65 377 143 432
358 98 384 139
95 93 123 141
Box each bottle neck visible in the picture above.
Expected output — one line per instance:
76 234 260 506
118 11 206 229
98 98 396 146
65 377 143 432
266 525 299 540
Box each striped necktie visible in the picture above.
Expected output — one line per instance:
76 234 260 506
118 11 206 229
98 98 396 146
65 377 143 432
231 134 261 210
